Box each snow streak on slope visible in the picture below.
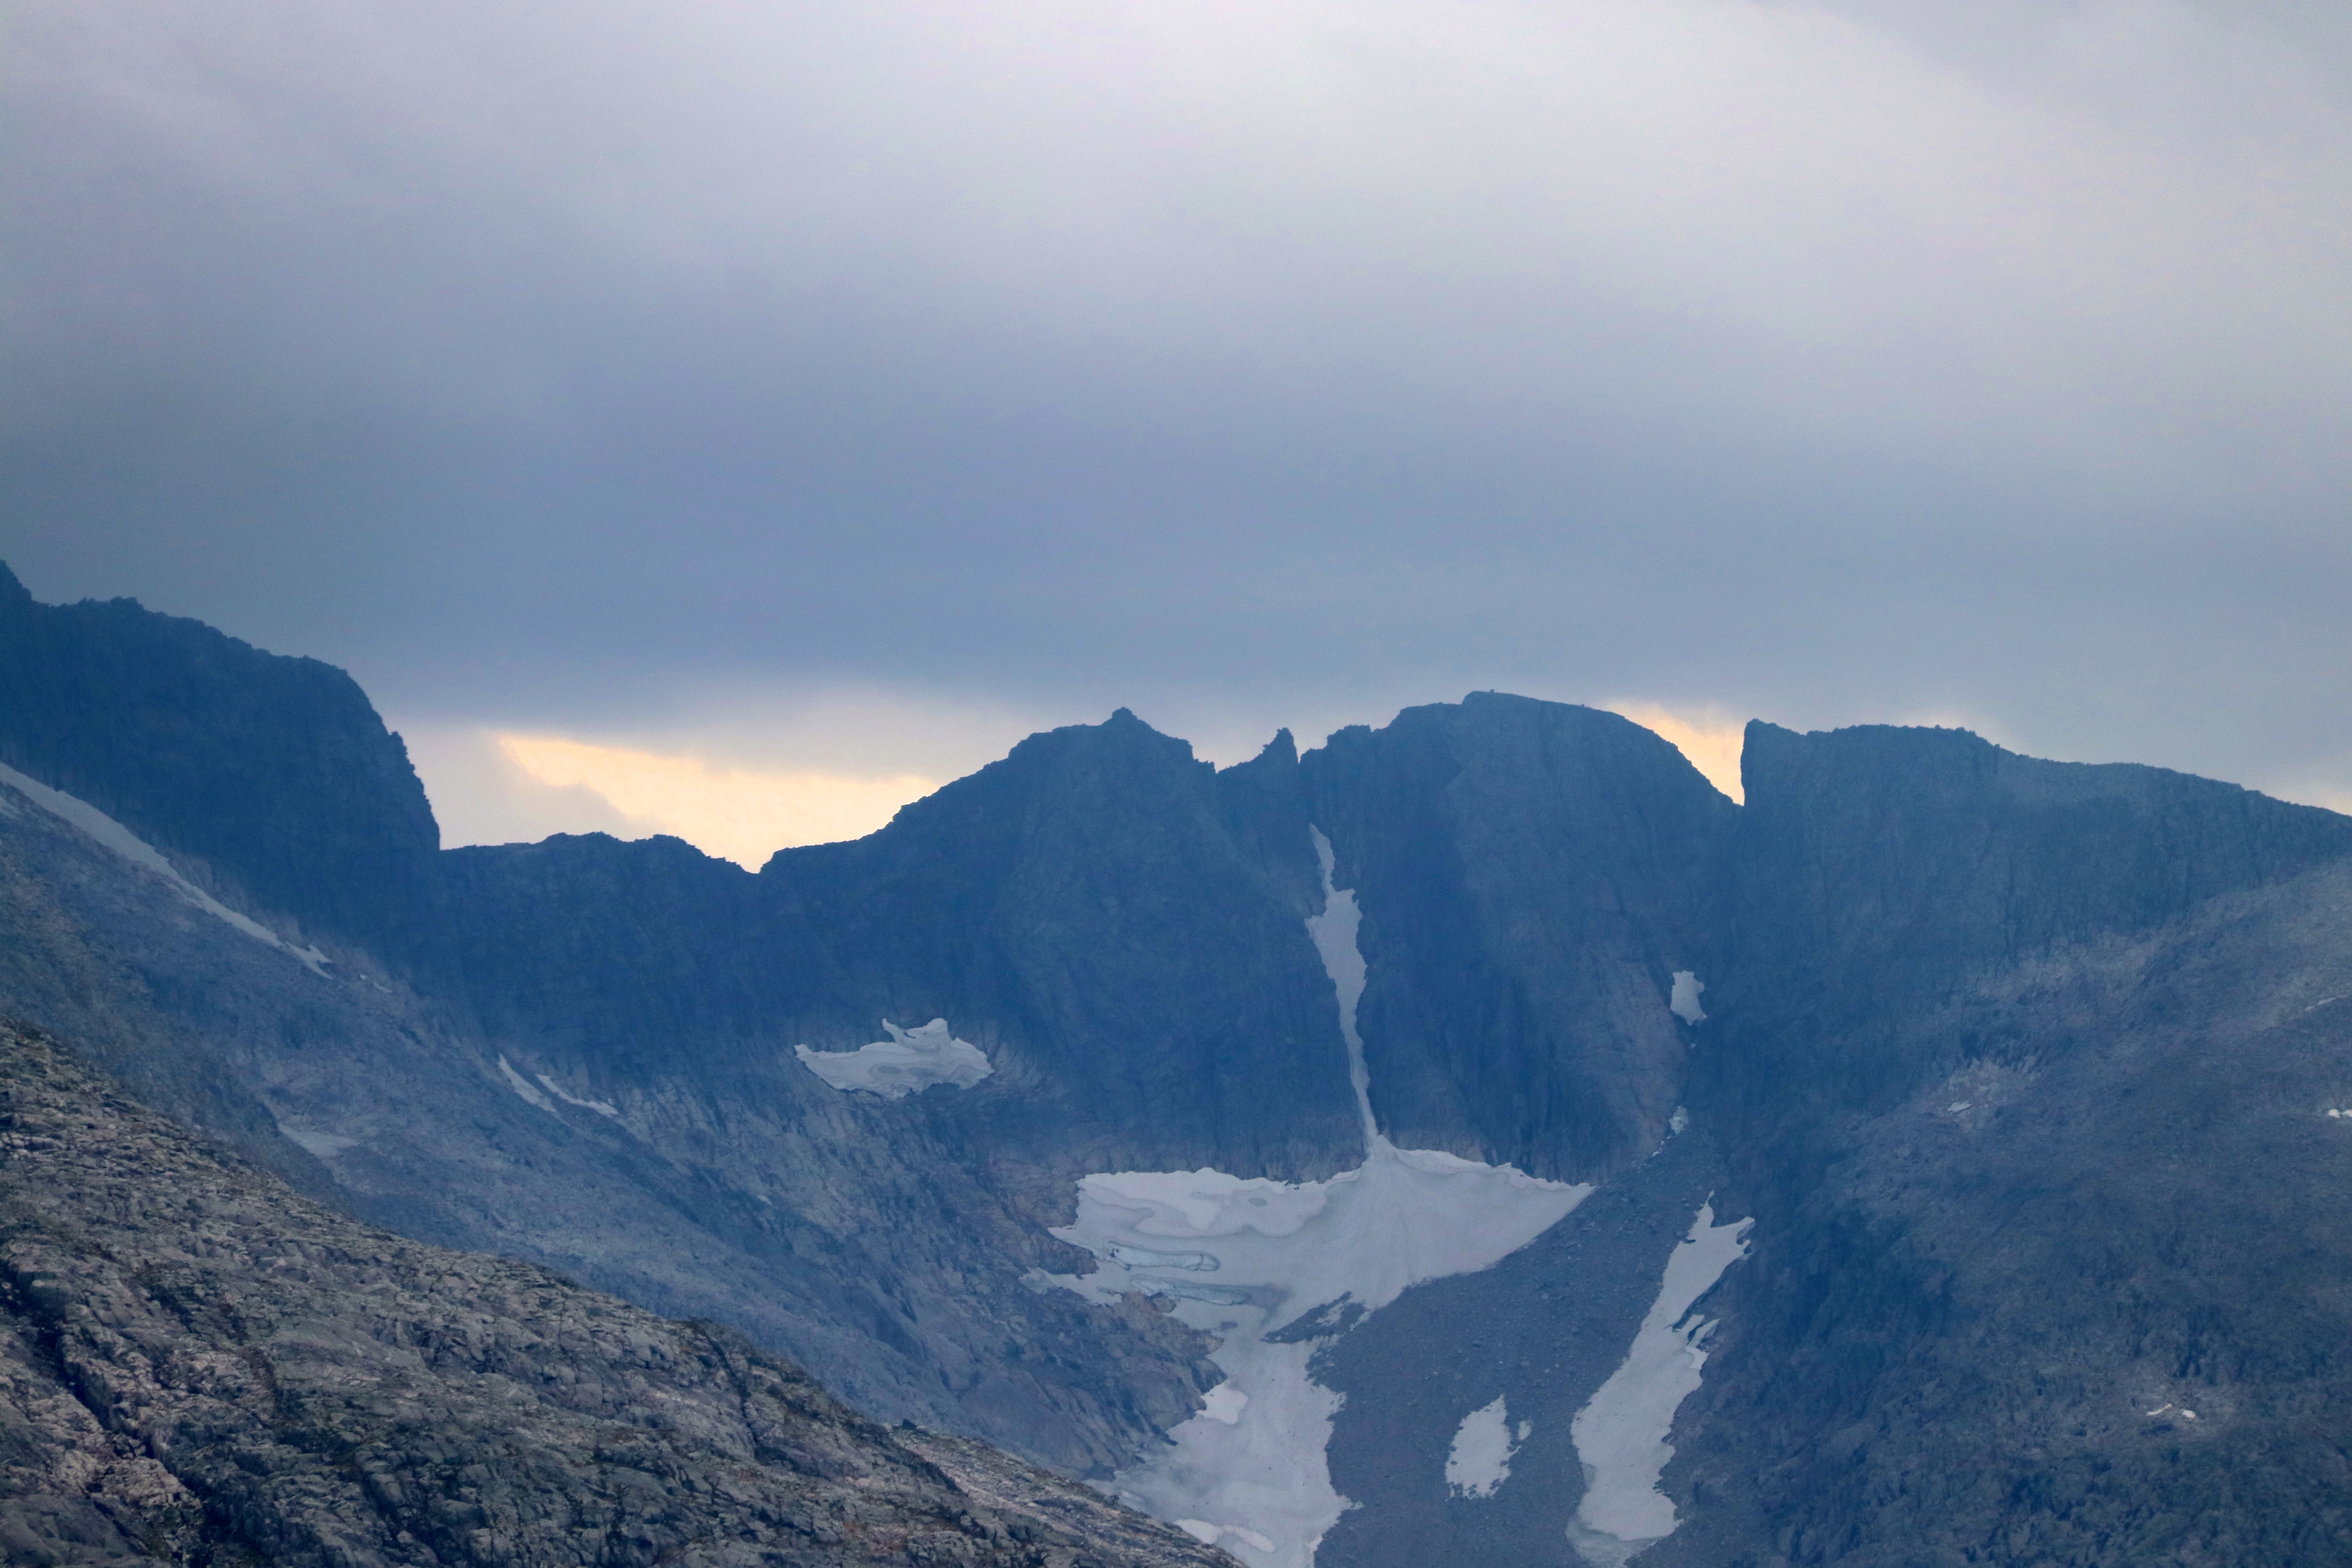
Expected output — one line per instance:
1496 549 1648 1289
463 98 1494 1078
498 1056 622 1118
1304 827 1377 1146
1565 1202 1752 1564
1038 827 1588 1568
0 760 331 975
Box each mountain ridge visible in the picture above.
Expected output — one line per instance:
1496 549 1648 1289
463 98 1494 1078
5 562 2352 1565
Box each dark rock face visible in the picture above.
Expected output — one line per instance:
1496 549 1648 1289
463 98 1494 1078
427 830 774 1051
1659 862 2352 1567
1645 724 2352 1568
0 564 438 950
0 1022 1235 1568
1304 694 1735 1180
1707 720 2352 1120
767 711 1362 1180
423 710 1363 1183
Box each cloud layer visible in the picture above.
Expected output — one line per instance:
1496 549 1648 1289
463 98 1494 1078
4 0 2348 817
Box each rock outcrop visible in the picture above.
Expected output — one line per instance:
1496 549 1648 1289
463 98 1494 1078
0 1021 1233 1568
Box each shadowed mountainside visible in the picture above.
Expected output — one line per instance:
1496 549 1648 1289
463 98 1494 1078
1647 724 2352 1566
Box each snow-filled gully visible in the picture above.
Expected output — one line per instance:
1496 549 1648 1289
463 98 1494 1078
1036 828 1603 1566
1037 827 1749 1565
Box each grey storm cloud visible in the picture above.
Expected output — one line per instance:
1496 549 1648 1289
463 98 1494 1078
3 0 2350 794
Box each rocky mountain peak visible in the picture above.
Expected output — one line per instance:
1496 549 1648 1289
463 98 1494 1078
0 562 440 951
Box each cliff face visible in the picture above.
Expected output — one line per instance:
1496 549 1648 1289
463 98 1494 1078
1706 720 2352 1121
0 564 437 950
1648 724 2352 1566
1303 694 1735 1180
0 1022 1233 1568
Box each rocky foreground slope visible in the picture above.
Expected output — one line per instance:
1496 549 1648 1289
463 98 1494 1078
0 1022 1230 1568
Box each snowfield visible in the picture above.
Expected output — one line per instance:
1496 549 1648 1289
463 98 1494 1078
1445 1395 1526 1499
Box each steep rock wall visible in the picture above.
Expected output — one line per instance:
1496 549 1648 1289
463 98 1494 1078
1301 693 1736 1181
0 563 438 950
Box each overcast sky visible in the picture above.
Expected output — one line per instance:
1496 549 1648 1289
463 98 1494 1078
5 1 2349 855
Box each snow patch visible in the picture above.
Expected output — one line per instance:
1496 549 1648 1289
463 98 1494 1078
1446 1396 1521 1499
1034 826 1589 1568
794 1018 991 1098
1668 971 1706 1024
1053 1148 1584 1334
0 760 331 975
1201 1384 1250 1424
495 1056 619 1118
278 1125 359 1158
1567 1202 1753 1561
537 1072 619 1117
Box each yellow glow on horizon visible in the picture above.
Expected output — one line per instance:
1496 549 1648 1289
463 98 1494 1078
1608 704 1747 803
495 733 936 868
